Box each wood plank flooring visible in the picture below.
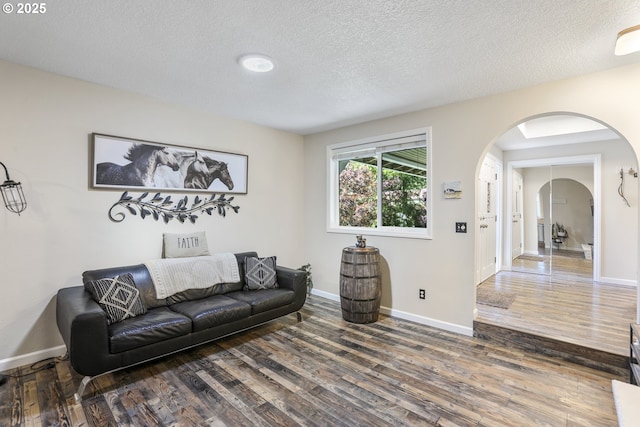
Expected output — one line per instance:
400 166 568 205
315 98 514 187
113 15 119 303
476 253 637 356
0 295 625 426
511 250 593 278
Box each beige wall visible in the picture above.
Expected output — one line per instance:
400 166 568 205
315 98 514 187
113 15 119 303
304 63 640 334
0 61 305 369
3 59 640 370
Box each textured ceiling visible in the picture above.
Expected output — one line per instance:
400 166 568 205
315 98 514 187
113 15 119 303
1 1 640 135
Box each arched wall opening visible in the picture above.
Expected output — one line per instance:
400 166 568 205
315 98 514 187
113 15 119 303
474 111 639 354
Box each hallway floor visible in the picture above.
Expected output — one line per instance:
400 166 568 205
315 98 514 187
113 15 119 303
476 253 637 356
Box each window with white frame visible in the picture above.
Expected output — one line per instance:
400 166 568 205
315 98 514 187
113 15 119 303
327 128 431 239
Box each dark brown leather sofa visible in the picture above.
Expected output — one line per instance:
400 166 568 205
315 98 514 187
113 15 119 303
56 252 306 401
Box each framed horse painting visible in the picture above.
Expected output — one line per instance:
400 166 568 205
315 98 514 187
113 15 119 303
91 133 248 194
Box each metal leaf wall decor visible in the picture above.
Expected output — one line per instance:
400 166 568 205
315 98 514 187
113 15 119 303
108 191 240 223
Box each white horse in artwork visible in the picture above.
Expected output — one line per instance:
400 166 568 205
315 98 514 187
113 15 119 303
154 151 206 188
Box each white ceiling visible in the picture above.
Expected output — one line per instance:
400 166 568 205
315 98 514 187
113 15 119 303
1 1 640 135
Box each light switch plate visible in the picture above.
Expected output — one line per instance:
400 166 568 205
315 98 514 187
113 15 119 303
456 222 467 233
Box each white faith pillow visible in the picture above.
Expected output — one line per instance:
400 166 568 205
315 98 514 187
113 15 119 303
163 231 210 258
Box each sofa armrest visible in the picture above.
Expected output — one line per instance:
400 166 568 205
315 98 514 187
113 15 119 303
276 266 307 312
276 266 306 293
56 286 112 376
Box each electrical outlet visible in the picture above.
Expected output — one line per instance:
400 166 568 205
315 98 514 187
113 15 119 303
419 289 426 300
456 222 467 233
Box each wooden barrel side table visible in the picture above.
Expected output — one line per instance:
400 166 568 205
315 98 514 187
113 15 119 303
339 246 381 323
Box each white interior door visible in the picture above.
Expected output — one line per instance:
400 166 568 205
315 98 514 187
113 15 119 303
511 170 523 259
477 157 498 283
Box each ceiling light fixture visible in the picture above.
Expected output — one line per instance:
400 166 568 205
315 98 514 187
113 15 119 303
238 54 275 73
615 24 640 55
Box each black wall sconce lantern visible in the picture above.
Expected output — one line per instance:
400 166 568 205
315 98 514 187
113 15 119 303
0 160 25 387
0 161 27 215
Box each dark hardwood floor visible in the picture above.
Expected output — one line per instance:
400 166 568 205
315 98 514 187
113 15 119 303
0 295 624 426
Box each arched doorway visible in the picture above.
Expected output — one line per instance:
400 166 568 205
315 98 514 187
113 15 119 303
475 112 637 356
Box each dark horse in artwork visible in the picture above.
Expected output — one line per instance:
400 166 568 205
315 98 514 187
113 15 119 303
154 150 198 188
184 154 234 190
96 144 181 187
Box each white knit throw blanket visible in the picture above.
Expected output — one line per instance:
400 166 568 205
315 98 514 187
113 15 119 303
145 253 240 299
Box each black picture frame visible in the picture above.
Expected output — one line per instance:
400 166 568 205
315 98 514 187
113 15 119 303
91 133 248 194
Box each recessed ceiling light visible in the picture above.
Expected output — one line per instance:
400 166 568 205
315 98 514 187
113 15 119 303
238 54 275 73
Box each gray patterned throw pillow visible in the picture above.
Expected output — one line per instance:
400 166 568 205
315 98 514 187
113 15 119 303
85 273 147 324
244 256 278 290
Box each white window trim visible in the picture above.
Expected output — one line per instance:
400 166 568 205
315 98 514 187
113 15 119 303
327 127 432 240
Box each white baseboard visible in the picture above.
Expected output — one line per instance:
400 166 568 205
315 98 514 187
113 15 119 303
310 288 340 302
0 345 67 372
309 289 473 337
599 277 638 287
380 306 473 336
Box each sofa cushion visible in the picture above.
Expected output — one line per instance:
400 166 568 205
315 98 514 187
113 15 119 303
163 231 210 258
170 295 251 332
83 263 166 310
85 273 147 324
165 282 243 305
226 289 295 314
244 256 278 290
109 307 192 353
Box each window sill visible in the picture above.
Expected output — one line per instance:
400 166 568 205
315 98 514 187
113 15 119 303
327 226 432 240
